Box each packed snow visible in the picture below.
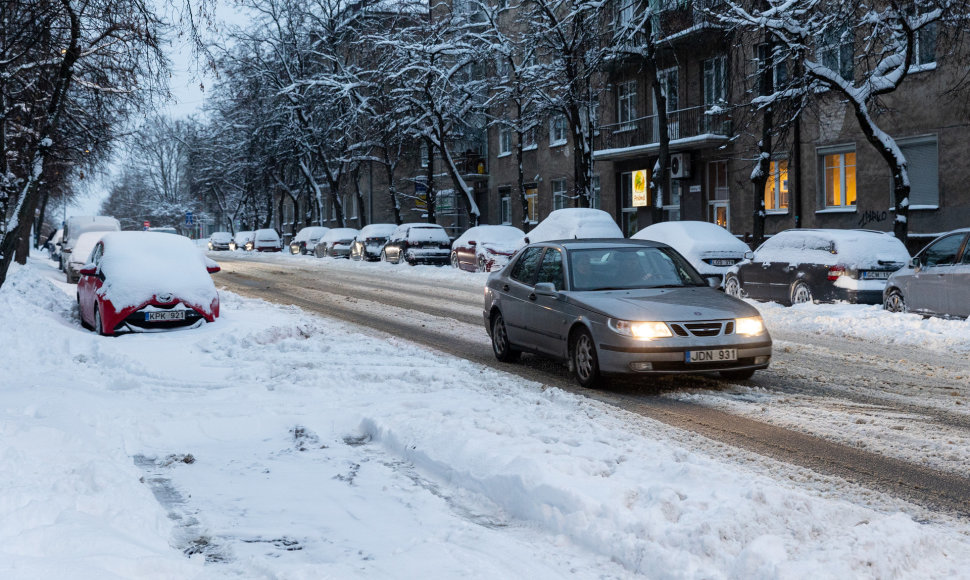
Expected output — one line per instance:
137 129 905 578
2 251 970 579
747 229 910 268
525 208 624 242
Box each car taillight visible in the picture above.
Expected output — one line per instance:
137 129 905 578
827 265 846 281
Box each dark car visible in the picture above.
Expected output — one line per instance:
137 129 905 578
380 223 451 266
883 228 970 318
350 224 397 261
207 231 232 251
289 226 329 255
723 229 909 306
484 239 772 387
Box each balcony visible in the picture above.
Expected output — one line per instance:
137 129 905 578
593 105 732 161
656 0 727 43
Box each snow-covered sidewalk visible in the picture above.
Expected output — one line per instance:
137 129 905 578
2 255 970 579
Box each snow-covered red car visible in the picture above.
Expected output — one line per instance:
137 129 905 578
451 225 525 272
76 231 221 336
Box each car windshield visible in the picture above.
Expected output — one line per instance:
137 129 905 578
568 247 706 291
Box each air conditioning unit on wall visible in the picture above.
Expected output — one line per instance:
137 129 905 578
670 153 691 179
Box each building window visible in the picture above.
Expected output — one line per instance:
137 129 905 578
499 187 512 224
708 160 730 229
658 68 678 112
617 80 637 128
821 149 857 208
499 126 512 156
590 174 601 210
818 26 854 81
549 114 568 146
420 141 429 168
703 56 727 107
894 136 939 208
552 178 569 210
522 125 537 150
663 181 681 221
915 22 938 69
344 193 358 220
525 184 538 223
620 171 642 237
617 0 636 29
764 158 789 212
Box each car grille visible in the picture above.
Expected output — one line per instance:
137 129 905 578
669 321 734 337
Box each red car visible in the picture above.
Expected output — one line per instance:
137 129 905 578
77 231 221 336
450 225 525 272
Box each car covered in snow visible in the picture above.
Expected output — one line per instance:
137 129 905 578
251 228 282 252
207 231 233 251
380 223 451 265
60 215 121 272
65 231 110 284
632 221 749 287
724 229 909 306
229 231 254 251
484 238 772 387
314 227 359 258
524 208 623 243
451 225 525 272
76 231 221 336
883 227 970 319
289 226 330 255
350 224 397 261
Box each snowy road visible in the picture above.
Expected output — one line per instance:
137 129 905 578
214 253 970 515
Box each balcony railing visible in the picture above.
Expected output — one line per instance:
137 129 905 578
593 105 732 155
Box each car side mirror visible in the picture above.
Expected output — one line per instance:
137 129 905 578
909 256 920 269
534 282 558 297
743 250 754 260
79 265 97 277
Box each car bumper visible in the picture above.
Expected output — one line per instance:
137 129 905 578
404 249 450 265
596 340 772 375
209 244 231 251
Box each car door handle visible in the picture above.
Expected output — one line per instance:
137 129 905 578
503 284 510 292
529 293 537 301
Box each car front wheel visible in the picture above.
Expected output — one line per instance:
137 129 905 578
94 304 107 336
450 252 459 269
723 274 744 298
477 254 487 273
490 313 520 362
570 328 602 389
789 280 813 305
884 289 907 313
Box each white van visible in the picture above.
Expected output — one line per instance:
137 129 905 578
60 216 121 272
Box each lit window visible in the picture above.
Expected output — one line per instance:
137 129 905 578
823 151 856 208
764 158 789 212
525 185 538 223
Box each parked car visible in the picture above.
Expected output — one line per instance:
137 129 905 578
60 215 121 272
483 239 772 387
451 225 525 272
65 231 109 284
380 223 451 265
45 228 63 261
525 208 623 243
883 228 970 319
229 231 254 251
148 226 178 235
289 226 330 255
632 221 749 287
76 231 221 336
251 228 282 252
350 224 397 261
723 229 909 306
314 227 359 258
208 231 233 251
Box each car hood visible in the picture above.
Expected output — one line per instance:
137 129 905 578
565 287 762 321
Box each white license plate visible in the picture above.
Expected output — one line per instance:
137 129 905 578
686 348 737 363
146 310 185 322
710 259 736 266
861 271 890 280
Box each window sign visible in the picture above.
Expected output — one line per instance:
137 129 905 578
632 170 648 207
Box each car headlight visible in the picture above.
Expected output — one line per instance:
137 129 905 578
735 316 765 336
608 318 672 340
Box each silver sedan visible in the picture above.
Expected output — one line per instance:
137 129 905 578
483 239 772 388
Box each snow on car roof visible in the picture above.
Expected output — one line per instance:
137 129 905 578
293 226 330 242
321 228 359 241
526 209 623 243
405 224 449 242
358 223 397 238
98 232 218 310
632 221 749 260
755 229 910 267
210 232 232 242
454 225 525 245
254 229 280 241
71 231 110 264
